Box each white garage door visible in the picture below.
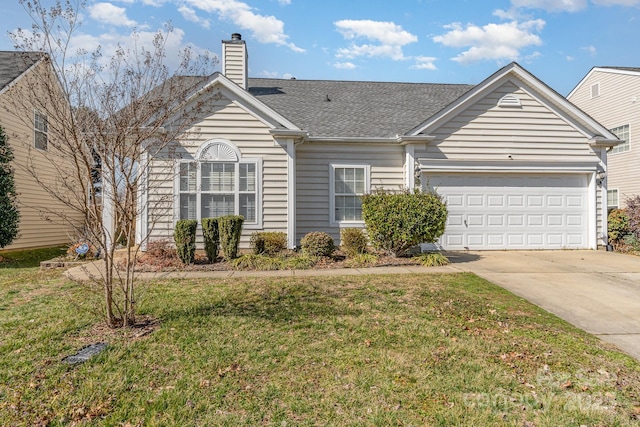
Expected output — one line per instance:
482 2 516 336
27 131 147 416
428 173 589 250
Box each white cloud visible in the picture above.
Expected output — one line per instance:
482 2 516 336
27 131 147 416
185 0 304 52
411 56 437 70
334 20 417 60
510 0 640 11
333 61 356 69
178 5 210 29
67 27 210 72
88 2 137 27
433 19 545 64
581 45 597 55
510 0 588 12
592 0 640 5
278 0 292 4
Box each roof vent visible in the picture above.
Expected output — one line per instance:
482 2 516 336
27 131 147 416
231 33 242 41
498 94 522 108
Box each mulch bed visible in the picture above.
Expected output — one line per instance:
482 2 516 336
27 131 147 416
128 251 423 272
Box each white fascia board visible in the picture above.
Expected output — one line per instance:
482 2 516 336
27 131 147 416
418 158 601 173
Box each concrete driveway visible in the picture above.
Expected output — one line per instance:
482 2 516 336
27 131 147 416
447 250 640 361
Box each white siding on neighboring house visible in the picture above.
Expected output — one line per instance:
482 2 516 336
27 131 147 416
569 69 640 207
145 95 289 249
295 142 405 244
416 81 606 247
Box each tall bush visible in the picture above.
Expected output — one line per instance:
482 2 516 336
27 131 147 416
201 217 220 263
608 209 630 245
361 189 447 257
0 125 19 248
173 220 197 264
219 215 244 260
626 195 640 240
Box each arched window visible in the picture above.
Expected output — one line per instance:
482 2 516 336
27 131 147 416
177 139 261 226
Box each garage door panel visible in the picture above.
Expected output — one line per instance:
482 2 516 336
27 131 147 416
429 173 588 250
528 214 544 226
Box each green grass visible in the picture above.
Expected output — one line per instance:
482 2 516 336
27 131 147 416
0 246 67 268
1 266 640 426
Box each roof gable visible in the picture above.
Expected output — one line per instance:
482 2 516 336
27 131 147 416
409 62 617 141
0 51 45 94
568 66 640 99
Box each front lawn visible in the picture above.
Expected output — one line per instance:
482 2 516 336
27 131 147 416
1 265 640 425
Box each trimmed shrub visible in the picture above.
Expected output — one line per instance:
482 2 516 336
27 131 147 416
219 215 244 260
340 228 368 257
362 189 447 257
201 217 220 263
608 209 630 245
174 220 197 264
250 231 287 256
300 231 335 257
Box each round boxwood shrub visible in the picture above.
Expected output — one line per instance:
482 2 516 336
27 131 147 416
361 189 447 257
250 231 287 256
300 231 335 257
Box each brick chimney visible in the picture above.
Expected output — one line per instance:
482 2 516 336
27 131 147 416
222 33 248 89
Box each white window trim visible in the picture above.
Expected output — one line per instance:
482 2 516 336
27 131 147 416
174 147 263 230
329 163 370 227
607 188 619 210
610 124 630 155
34 109 48 151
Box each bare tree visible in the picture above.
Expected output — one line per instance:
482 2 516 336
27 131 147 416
8 0 216 327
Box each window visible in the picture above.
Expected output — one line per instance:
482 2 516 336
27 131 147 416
34 110 47 150
610 124 630 154
607 189 619 211
177 140 260 226
330 164 369 224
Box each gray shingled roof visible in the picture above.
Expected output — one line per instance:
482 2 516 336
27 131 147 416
0 51 44 91
248 78 473 138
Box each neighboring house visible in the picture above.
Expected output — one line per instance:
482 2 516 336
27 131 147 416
568 67 640 212
135 34 618 251
0 51 82 250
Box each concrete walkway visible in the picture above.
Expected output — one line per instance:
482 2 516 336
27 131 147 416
64 250 640 360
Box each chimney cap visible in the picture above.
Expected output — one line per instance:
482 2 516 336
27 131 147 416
231 33 242 41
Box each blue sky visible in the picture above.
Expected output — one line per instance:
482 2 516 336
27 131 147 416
2 0 640 95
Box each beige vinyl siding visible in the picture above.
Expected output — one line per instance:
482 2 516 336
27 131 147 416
417 81 605 246
146 97 289 249
222 42 247 89
296 143 405 244
569 70 640 206
0 62 83 250
417 82 595 161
